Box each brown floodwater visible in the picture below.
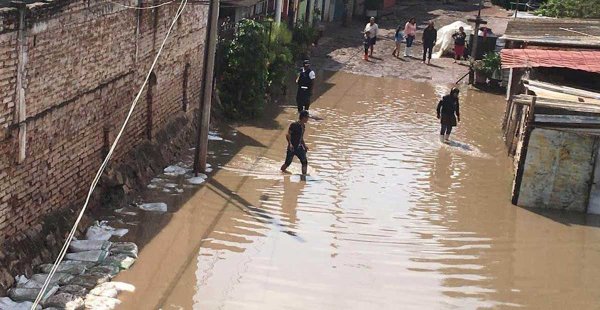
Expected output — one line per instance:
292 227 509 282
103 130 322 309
114 72 600 309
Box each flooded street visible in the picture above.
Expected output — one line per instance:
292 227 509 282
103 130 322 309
115 72 600 309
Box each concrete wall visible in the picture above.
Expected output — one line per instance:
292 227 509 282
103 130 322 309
0 0 207 240
517 128 596 212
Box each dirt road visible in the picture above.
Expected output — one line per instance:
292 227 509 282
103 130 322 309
311 0 510 83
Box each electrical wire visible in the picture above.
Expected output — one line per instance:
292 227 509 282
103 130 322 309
30 0 188 308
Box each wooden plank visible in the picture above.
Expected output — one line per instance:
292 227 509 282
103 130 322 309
525 79 600 100
535 114 600 124
512 96 537 205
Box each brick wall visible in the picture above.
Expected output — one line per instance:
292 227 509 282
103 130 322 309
0 0 208 241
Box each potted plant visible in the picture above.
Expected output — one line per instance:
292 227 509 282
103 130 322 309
364 0 382 17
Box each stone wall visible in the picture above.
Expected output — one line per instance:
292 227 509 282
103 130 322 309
0 0 207 241
517 128 596 212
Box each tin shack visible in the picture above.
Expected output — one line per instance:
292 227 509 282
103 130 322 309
499 18 600 213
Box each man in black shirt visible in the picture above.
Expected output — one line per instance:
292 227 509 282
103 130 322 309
422 21 437 64
436 88 460 143
281 110 310 175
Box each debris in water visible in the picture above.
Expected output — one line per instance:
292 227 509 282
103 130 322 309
208 131 224 141
138 202 167 212
187 175 207 185
65 250 109 263
164 165 188 176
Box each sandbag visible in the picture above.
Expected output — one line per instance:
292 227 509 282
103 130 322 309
31 273 74 286
43 293 85 310
109 242 138 258
68 274 111 290
38 261 89 275
101 254 136 270
85 221 128 240
88 265 120 277
65 250 109 263
84 295 121 310
69 240 112 253
138 202 167 212
58 285 88 297
0 297 42 310
8 285 59 303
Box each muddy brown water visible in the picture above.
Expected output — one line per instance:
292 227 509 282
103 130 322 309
114 72 600 309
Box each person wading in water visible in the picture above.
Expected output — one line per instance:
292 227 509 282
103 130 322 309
296 59 316 113
436 88 460 143
281 110 310 175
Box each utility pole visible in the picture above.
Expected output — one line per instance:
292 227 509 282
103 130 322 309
513 0 520 19
467 0 487 84
275 0 282 23
193 0 220 175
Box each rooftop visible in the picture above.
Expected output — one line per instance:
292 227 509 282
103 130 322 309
502 18 600 48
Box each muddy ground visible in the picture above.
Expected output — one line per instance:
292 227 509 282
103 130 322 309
311 0 511 84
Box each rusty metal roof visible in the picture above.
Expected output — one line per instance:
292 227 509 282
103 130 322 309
502 18 600 48
501 49 600 73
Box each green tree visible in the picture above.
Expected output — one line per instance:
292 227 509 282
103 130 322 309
537 0 600 18
219 19 269 120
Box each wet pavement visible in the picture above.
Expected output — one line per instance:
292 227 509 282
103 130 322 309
114 72 600 309
311 0 510 83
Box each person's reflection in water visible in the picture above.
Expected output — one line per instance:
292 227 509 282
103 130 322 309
279 176 307 235
430 148 454 201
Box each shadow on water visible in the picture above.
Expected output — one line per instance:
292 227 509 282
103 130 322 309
526 208 600 228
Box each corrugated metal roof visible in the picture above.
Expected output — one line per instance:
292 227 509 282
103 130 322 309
502 18 600 48
501 49 600 73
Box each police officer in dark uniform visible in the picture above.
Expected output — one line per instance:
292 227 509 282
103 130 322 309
296 59 316 113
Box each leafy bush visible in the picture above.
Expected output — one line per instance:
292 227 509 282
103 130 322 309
218 19 269 120
291 23 318 59
481 52 501 76
267 23 294 96
537 0 600 18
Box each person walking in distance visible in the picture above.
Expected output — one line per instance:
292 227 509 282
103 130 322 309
436 88 460 143
296 59 316 112
403 17 417 57
452 27 467 63
422 21 437 64
363 30 372 61
392 25 403 58
281 110 310 175
363 17 379 57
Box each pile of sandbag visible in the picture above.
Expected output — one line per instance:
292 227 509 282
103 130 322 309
1 222 137 310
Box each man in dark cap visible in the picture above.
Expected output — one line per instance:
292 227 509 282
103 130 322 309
281 110 310 175
296 59 316 113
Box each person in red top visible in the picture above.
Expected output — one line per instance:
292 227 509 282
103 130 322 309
452 27 467 63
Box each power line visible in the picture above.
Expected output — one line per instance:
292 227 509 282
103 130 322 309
30 0 188 308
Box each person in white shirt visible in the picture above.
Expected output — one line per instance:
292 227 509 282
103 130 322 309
363 17 379 57
296 59 316 112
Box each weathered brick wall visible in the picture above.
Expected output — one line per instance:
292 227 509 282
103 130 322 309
0 0 207 240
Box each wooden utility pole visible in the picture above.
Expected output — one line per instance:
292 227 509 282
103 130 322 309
275 0 282 22
193 0 220 175
467 0 487 84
